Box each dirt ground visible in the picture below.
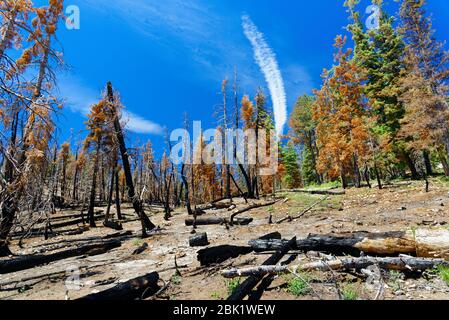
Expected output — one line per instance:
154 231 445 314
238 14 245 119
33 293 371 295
1 178 449 300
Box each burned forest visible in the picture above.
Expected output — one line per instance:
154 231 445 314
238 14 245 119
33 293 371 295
1 0 449 304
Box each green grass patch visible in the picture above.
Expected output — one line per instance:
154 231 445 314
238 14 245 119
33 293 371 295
341 284 358 300
170 274 182 285
225 278 242 296
279 192 341 214
132 238 144 246
306 181 341 190
438 265 449 284
211 291 223 300
388 270 405 292
286 274 311 297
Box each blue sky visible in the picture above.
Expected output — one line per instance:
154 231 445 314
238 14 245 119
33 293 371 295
50 0 449 153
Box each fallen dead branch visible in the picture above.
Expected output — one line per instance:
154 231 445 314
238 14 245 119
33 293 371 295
185 217 253 226
197 245 253 266
279 188 345 196
0 240 122 274
276 196 329 224
230 201 277 224
221 256 449 278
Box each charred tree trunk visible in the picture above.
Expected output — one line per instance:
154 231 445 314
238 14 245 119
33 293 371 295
249 229 449 260
87 138 101 227
364 166 372 189
105 162 115 223
115 168 122 220
404 152 419 180
423 150 433 176
72 148 79 202
77 272 159 300
373 163 382 190
107 82 155 237
181 163 193 215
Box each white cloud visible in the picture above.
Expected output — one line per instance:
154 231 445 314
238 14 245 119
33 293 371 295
122 111 165 135
242 15 287 137
57 75 164 136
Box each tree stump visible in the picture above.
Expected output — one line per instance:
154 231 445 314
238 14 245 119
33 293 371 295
189 233 209 247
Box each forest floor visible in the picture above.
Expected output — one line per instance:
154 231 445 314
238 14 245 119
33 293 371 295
1 177 449 300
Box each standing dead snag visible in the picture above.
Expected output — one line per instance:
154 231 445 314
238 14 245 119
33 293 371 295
106 82 156 236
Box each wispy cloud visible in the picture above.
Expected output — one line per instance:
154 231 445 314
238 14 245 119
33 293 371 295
79 0 258 87
57 75 164 136
121 111 164 135
242 15 287 137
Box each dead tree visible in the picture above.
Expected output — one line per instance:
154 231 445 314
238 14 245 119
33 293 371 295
107 82 156 236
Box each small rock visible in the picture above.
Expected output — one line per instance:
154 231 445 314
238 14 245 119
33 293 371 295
395 290 405 296
398 207 407 211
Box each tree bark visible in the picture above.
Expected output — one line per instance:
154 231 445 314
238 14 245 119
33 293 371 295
249 229 449 260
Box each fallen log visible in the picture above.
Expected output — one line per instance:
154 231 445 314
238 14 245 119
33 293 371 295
279 189 345 196
0 240 121 274
77 272 160 300
185 217 253 226
103 220 123 231
227 237 297 301
197 245 253 266
230 202 276 224
222 256 449 278
189 233 209 247
195 232 283 266
248 229 449 260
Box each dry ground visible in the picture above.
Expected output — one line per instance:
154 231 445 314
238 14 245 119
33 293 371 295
1 178 449 300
